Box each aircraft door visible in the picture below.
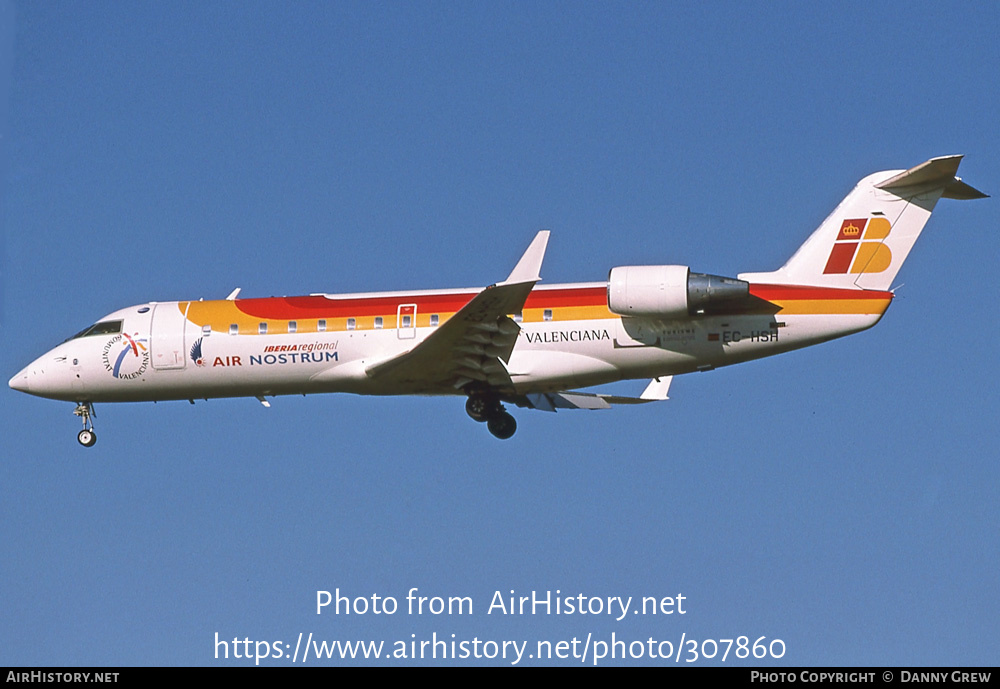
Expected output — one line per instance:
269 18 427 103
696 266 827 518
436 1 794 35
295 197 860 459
150 302 189 370
397 303 416 339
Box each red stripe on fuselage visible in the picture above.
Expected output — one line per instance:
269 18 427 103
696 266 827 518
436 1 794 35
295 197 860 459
233 286 610 319
228 283 886 320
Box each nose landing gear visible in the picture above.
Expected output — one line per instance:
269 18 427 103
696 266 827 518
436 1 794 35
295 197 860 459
465 393 517 440
73 402 97 447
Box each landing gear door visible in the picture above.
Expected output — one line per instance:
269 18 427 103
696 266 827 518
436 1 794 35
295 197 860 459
150 302 189 370
397 303 416 339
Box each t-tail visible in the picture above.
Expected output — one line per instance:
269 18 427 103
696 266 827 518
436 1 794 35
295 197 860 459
739 155 987 290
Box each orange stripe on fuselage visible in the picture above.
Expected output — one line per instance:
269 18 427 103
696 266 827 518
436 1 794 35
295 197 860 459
182 286 616 334
181 283 891 335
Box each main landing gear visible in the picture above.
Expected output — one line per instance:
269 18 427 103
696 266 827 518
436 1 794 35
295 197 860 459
73 402 97 447
466 393 517 440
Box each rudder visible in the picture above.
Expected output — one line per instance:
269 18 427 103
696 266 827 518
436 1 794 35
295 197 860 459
740 156 986 291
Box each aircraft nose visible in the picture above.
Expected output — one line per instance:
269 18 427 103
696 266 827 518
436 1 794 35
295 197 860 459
9 368 31 393
10 350 80 400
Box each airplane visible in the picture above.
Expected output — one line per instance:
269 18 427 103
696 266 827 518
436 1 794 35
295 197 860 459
9 155 986 445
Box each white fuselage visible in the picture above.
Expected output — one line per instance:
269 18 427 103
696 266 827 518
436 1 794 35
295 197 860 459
9 281 889 405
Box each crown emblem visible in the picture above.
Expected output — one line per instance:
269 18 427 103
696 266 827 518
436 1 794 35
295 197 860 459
841 223 861 237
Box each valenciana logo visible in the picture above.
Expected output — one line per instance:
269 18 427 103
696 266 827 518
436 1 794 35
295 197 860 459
102 333 149 380
823 218 892 275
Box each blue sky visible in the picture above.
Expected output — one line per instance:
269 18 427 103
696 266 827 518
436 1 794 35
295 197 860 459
2 2 997 666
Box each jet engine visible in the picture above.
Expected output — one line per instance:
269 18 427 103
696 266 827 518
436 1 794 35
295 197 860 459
607 265 750 318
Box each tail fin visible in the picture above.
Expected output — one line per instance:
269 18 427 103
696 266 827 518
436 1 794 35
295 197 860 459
739 156 986 290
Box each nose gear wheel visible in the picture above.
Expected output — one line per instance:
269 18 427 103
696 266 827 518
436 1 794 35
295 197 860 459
73 402 97 447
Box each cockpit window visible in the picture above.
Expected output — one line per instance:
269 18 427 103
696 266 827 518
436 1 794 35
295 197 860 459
67 320 123 341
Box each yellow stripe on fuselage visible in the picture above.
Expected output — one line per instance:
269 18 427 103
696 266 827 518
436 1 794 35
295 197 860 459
770 298 892 315
182 299 618 335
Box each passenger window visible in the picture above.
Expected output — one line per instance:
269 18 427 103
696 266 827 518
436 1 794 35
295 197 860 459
229 324 238 335
347 318 356 330
202 324 211 336
258 323 268 335
513 312 523 323
375 316 383 329
402 315 412 328
318 319 327 332
288 321 297 334
430 314 439 327
543 309 553 322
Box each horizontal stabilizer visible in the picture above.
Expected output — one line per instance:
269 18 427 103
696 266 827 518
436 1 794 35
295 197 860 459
875 155 987 199
942 179 989 200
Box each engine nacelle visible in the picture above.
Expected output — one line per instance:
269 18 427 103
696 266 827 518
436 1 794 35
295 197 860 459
607 265 750 318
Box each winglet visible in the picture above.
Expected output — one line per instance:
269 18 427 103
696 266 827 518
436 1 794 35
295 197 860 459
640 376 672 401
499 231 550 286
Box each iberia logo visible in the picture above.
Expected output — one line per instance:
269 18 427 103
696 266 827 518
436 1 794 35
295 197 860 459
190 337 206 366
102 333 150 380
823 218 892 274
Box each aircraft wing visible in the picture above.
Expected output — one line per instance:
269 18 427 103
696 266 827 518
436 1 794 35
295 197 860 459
519 376 672 411
365 232 549 393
